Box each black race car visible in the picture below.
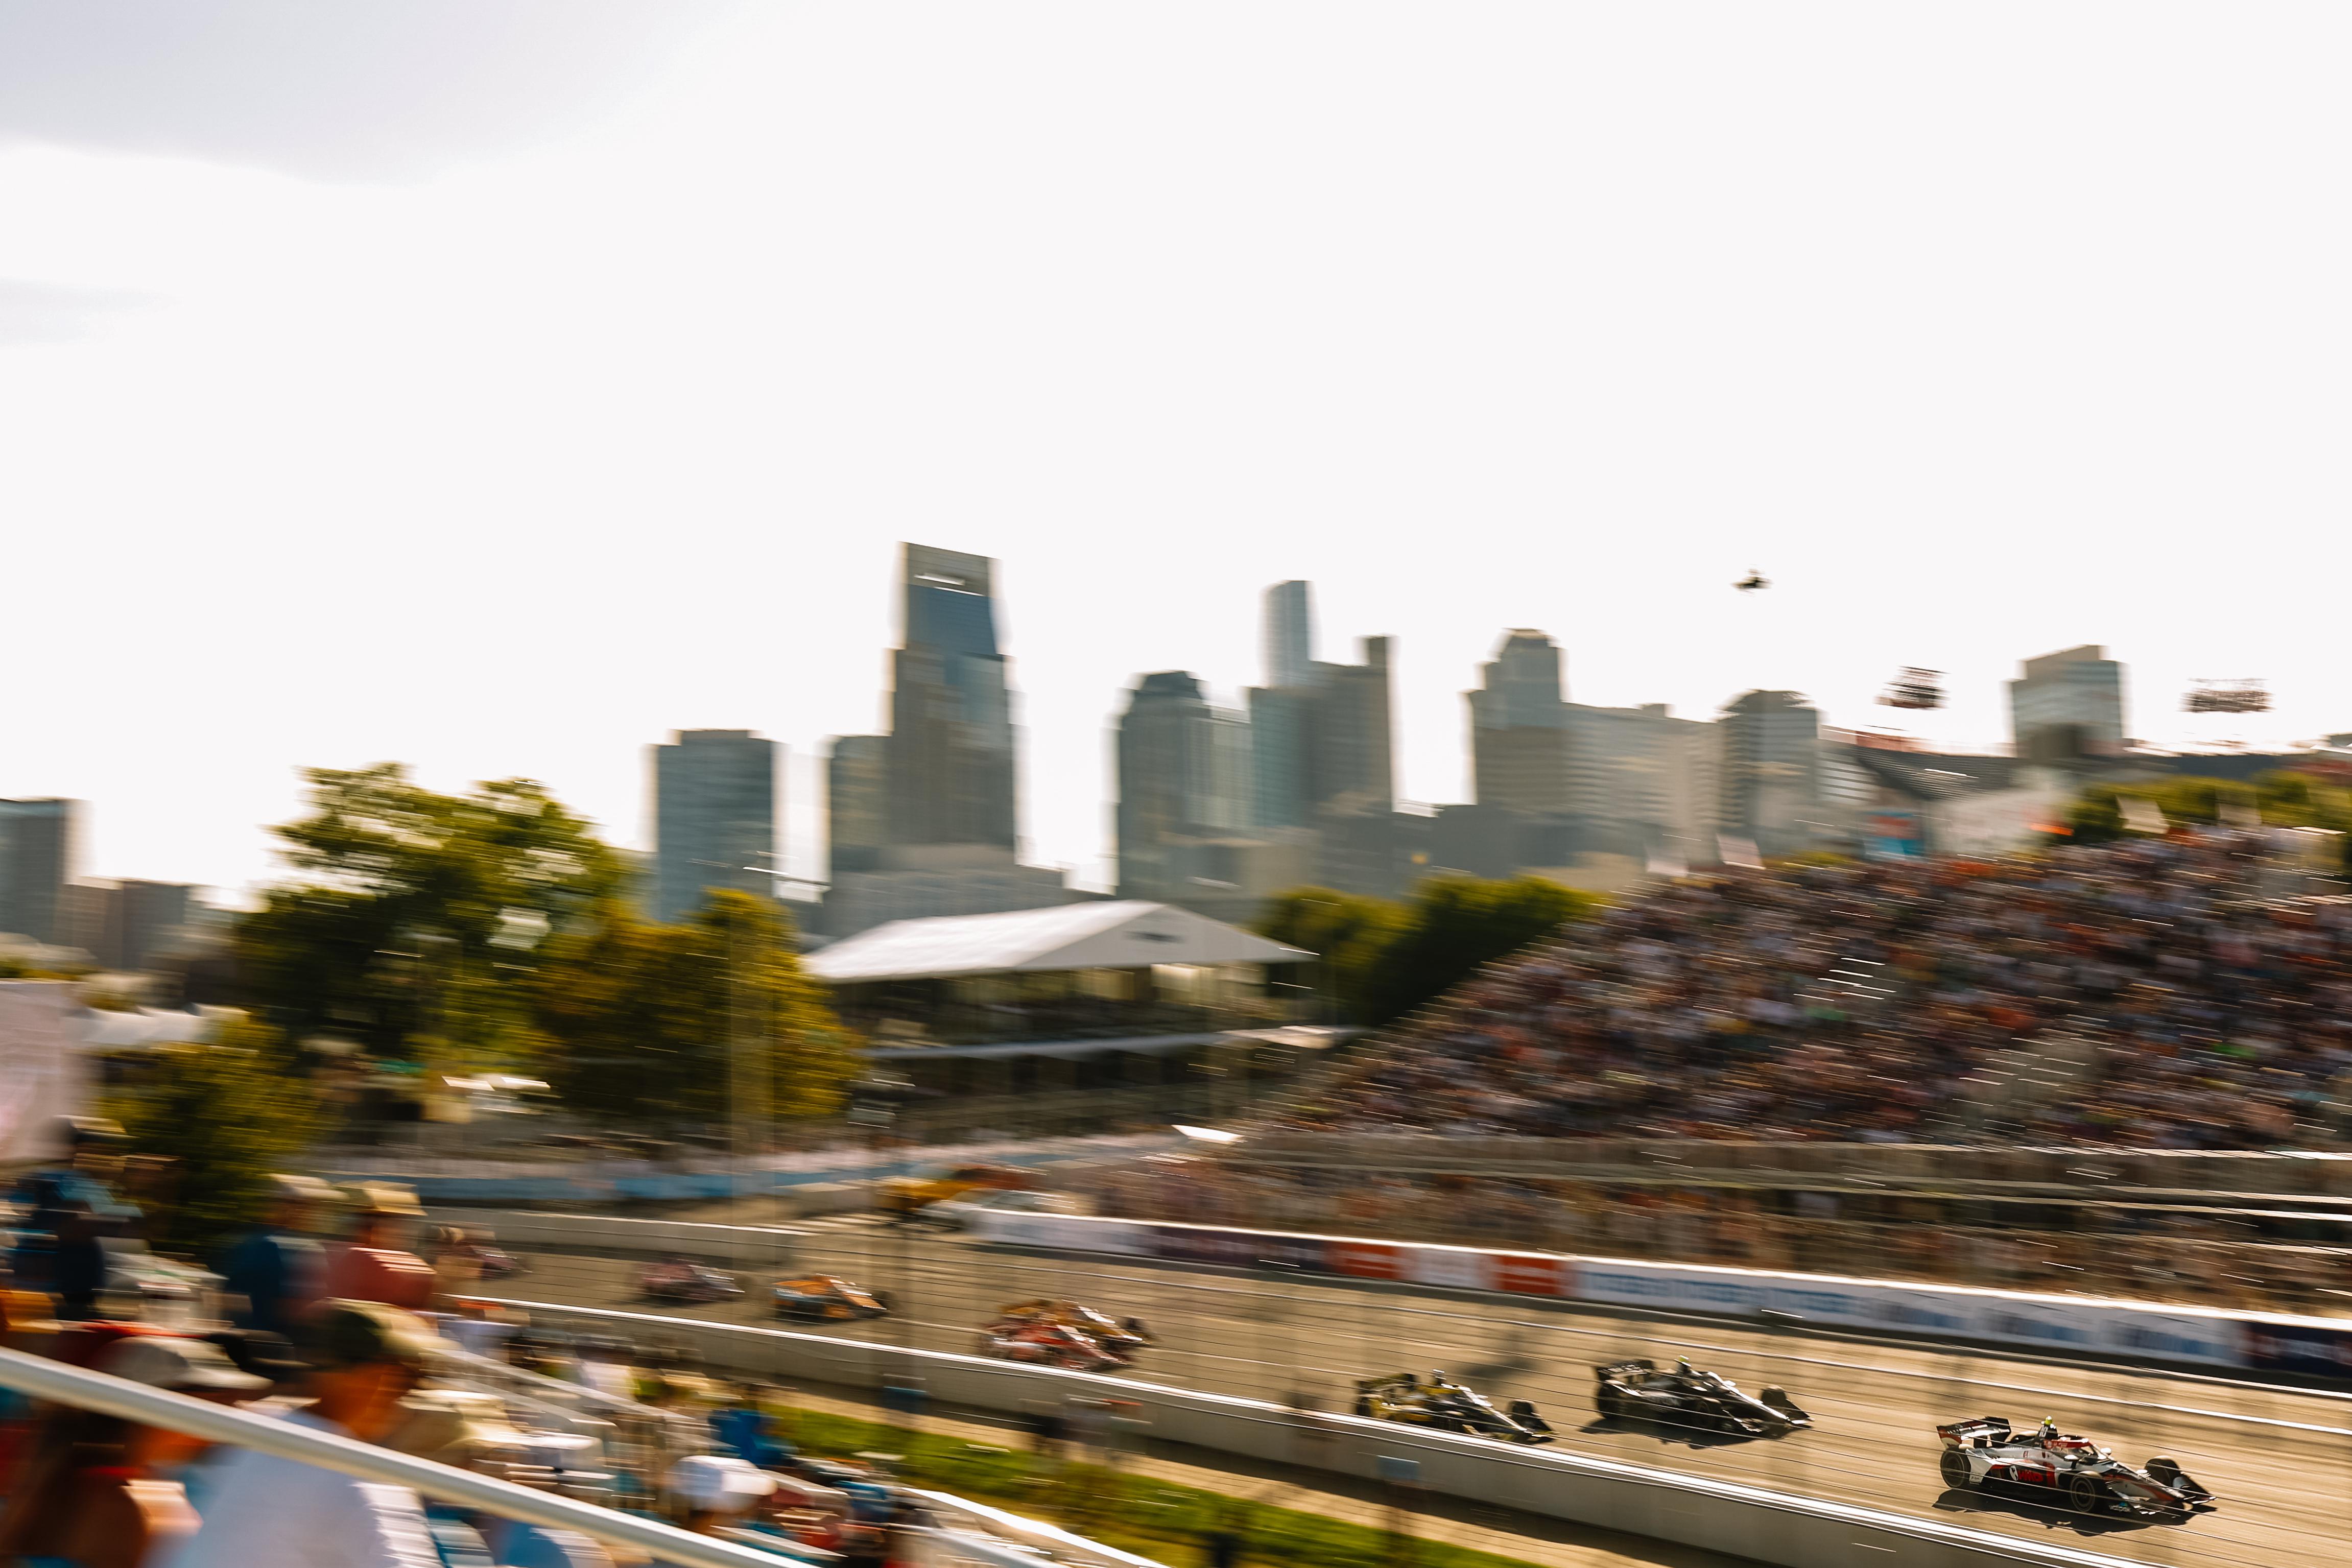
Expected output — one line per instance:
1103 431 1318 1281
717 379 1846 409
1354 1371 1556 1445
1594 1358 1810 1438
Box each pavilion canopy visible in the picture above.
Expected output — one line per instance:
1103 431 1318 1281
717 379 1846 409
805 900 1312 986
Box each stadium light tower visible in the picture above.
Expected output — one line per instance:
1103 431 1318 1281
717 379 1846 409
2185 678 2271 715
1879 668 1944 711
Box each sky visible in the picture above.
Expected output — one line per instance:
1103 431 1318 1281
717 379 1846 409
4 2 2349 902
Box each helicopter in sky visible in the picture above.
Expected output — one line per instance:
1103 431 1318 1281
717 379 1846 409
1734 568 1769 592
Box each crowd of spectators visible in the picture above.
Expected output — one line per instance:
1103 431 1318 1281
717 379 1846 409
1280 830 2352 1148
0 1121 948 1567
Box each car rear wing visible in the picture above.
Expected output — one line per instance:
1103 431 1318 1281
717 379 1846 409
1594 1359 1656 1381
1937 1416 2013 1449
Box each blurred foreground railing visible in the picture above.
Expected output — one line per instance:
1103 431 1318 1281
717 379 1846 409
0 1346 805 1568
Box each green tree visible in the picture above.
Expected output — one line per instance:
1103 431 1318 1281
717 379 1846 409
2058 769 2352 872
1253 888 1408 1026
532 890 858 1136
235 764 622 1067
1362 875 1600 1026
1257 876 1601 1028
107 1018 318 1254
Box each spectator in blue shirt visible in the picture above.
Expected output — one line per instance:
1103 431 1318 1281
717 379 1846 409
219 1173 334 1335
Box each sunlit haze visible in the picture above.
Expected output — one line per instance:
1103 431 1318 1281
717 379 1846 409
5 2 2347 899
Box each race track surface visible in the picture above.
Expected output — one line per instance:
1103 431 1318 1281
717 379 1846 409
484 1215 2352 1568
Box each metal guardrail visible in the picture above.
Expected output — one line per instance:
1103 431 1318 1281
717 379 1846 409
0 1346 805 1568
473 1298 2164 1568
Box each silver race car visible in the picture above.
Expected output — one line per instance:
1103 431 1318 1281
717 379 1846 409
1936 1416 2216 1518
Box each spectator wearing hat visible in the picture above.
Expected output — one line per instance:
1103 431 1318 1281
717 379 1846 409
174 1301 445 1568
324 1185 439 1312
8 1116 139 1319
0 1334 269 1568
221 1173 335 1336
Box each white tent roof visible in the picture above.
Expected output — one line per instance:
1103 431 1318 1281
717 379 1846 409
805 900 1312 985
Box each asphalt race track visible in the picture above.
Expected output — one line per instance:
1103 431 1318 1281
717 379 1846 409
483 1218 2352 1568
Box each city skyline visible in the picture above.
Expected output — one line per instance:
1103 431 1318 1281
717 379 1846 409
6 7 2350 899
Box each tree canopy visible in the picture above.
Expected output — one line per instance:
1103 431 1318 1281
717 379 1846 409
532 890 857 1135
1256 874 1600 1027
235 763 623 1065
107 1017 318 1253
2061 768 2352 872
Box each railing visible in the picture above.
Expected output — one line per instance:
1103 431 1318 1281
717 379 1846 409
0 1346 805 1568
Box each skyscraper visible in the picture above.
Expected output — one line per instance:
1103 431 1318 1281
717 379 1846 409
826 735 889 879
1264 580 1313 689
1115 672 1254 899
0 798 76 945
887 544 1016 851
1468 630 1571 816
2008 645 2126 761
652 730 778 923
819 545 1073 938
1718 690 1822 858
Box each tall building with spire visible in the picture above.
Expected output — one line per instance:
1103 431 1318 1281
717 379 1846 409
887 544 1017 851
819 545 1072 938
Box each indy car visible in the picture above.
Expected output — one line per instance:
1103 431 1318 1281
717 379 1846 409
991 1299 1155 1356
977 1319 1134 1373
773 1274 892 1322
636 1257 745 1304
1594 1359 1810 1437
1353 1371 1555 1445
1936 1416 2217 1518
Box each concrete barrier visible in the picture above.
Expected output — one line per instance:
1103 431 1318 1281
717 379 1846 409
966 1209 2352 1380
477 1297 2156 1568
433 1209 802 1271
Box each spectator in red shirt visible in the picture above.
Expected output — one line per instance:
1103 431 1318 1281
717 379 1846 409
323 1184 438 1312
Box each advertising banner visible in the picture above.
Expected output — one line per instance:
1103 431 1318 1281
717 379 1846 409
1405 1246 1494 1292
1492 1252 1576 1298
963 1211 2352 1373
2239 1319 2352 1377
1326 1241 1406 1281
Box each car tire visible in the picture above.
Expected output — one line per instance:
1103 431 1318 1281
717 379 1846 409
1595 1389 1623 1421
2146 1458 2181 1487
1938 1450 1974 1490
2068 1475 2106 1515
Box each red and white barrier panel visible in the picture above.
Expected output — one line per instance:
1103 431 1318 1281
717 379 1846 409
966 1210 2352 1377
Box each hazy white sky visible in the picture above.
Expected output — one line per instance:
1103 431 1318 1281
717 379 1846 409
3 2 2347 900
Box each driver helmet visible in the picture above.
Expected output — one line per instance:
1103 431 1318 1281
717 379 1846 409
1675 1358 1694 1375
2037 1417 2059 1442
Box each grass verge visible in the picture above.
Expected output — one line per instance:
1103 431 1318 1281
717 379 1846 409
769 1404 1549 1568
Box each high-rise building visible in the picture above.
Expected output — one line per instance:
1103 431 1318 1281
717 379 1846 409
652 730 778 923
1718 690 1822 859
1264 580 1313 690
825 735 890 878
1115 672 1254 900
57 880 198 971
1312 635 1395 815
0 799 76 945
1468 630 1571 816
820 545 1074 939
1239 581 1402 896
2008 645 2126 761
887 544 1016 851
1562 701 1721 861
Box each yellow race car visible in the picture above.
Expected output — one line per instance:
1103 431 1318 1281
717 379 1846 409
876 1162 1036 1218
